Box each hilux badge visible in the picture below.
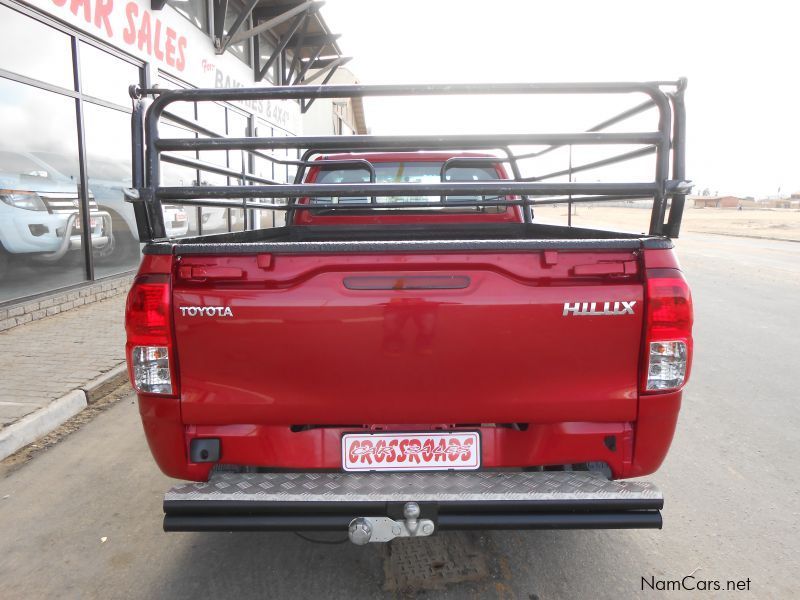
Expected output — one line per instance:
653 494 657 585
563 301 636 316
179 306 234 317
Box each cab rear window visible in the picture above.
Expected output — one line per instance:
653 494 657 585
312 161 502 210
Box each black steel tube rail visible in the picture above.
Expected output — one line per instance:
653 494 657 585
139 81 678 103
169 198 528 211
144 84 672 185
437 511 662 530
164 497 663 516
157 196 652 212
161 154 378 186
156 181 663 200
162 108 291 171
155 131 663 153
665 79 688 238
161 153 278 185
130 100 153 241
163 108 374 172
164 514 353 532
162 511 661 532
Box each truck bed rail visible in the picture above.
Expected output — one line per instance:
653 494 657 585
129 80 689 242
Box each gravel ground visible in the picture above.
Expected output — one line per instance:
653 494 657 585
534 204 800 241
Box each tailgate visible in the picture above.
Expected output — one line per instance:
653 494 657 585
173 250 643 425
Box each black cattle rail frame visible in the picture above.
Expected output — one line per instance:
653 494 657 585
128 81 690 243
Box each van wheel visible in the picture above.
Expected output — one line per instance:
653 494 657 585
0 246 9 278
94 217 139 265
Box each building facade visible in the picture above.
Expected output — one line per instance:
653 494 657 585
0 0 354 306
302 67 367 135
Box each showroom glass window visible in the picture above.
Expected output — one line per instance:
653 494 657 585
169 0 209 31
227 109 251 231
156 74 201 239
224 0 253 66
257 34 279 84
0 5 143 304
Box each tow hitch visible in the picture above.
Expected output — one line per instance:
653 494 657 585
348 502 434 545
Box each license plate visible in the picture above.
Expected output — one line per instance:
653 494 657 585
73 218 97 231
342 431 480 472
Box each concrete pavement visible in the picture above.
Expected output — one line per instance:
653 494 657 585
0 294 128 458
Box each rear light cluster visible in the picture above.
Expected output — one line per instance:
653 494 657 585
125 274 177 395
642 271 693 393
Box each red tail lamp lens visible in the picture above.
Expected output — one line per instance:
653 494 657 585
643 271 693 393
126 275 170 344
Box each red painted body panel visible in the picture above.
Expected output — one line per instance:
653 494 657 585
127 152 691 484
173 251 644 426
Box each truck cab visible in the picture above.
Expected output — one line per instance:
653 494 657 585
292 151 523 226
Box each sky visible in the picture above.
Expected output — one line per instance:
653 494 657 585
323 0 800 198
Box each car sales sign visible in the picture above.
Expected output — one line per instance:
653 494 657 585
27 0 300 131
342 431 480 472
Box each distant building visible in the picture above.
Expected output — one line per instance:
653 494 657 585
692 196 751 208
302 67 368 135
757 199 794 209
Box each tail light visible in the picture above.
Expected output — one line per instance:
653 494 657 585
641 269 693 393
125 274 178 395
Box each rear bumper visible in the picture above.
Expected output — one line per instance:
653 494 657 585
137 390 682 482
1 209 111 257
163 470 663 534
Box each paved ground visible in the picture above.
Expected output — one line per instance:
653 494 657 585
0 233 798 598
0 295 126 427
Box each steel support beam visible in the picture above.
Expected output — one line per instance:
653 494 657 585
285 14 312 84
300 55 350 86
300 56 352 91
217 0 260 53
255 11 308 82
300 60 346 113
226 0 323 48
212 0 229 52
286 32 340 48
301 57 339 69
292 44 326 84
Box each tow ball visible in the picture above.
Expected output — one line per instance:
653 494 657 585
348 502 435 545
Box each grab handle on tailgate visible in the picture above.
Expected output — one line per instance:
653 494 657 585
571 261 637 276
178 266 245 281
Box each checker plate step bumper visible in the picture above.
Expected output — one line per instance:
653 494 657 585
163 471 664 533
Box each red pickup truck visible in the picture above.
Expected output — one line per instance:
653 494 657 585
126 82 692 543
